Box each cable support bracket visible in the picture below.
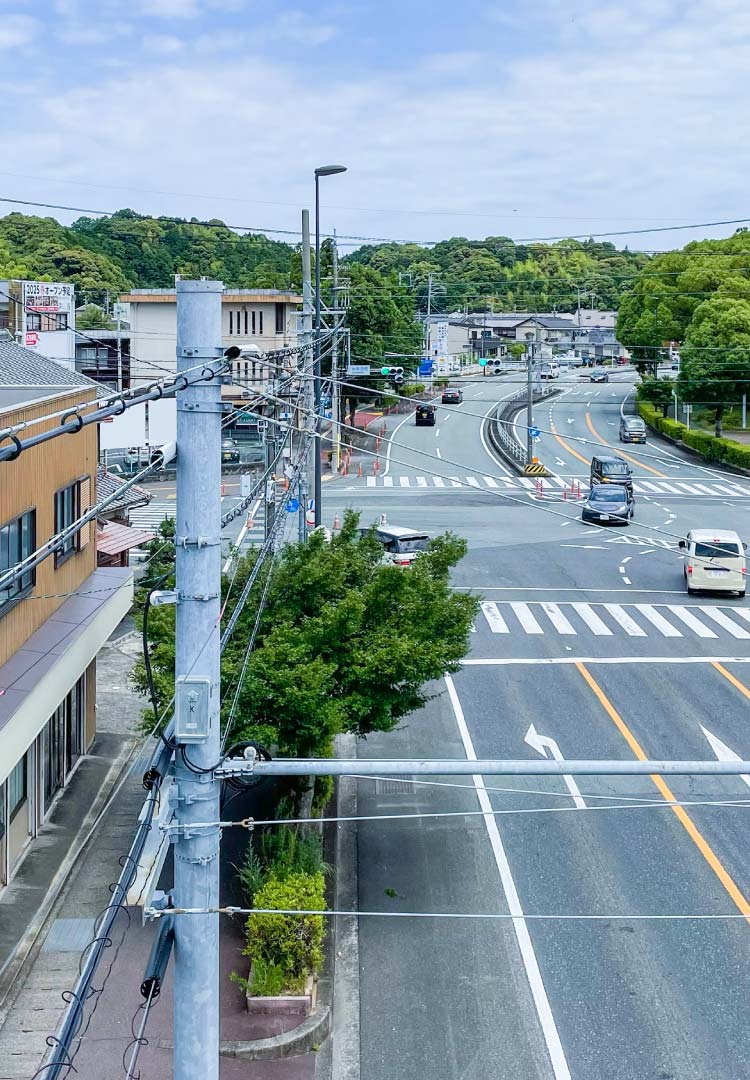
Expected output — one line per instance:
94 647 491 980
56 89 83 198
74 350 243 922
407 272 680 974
175 534 222 550
177 400 232 414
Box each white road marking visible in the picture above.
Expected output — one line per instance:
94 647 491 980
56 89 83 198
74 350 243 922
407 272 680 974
382 410 414 477
461 656 750 666
383 476 393 487
623 577 632 584
634 604 682 637
510 601 545 634
570 602 612 635
603 604 647 636
540 602 576 635
433 475 444 486
466 476 481 488
367 476 376 487
525 724 587 808
484 476 498 488
399 476 410 487
480 601 510 633
445 678 572 1080
669 606 717 638
701 726 750 789
701 608 750 639
435 448 442 459
416 476 428 487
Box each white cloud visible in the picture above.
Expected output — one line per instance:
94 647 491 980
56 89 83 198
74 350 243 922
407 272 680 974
143 33 185 53
139 0 199 16
0 14 38 48
272 10 338 45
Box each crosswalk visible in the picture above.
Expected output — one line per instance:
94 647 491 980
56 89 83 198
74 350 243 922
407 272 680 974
476 600 750 642
128 499 265 547
357 474 750 497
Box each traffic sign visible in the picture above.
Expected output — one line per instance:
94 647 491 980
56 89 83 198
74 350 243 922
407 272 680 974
528 426 541 438
286 498 300 513
347 364 371 376
305 508 316 527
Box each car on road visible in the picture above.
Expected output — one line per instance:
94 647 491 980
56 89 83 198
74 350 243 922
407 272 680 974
581 483 634 525
679 529 747 596
589 368 609 382
415 403 436 426
619 416 647 443
441 387 463 404
590 453 634 493
540 361 560 379
221 437 240 464
362 523 431 567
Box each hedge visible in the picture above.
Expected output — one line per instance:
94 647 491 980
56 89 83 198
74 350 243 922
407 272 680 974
637 402 750 470
243 871 325 993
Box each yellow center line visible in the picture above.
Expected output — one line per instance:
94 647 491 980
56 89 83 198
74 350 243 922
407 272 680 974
576 661 750 920
549 418 591 467
712 661 750 699
584 412 667 478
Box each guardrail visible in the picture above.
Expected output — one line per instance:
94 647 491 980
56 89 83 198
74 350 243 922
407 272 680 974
487 385 560 471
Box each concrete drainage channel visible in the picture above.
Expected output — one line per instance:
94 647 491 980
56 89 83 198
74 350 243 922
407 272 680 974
486 385 562 473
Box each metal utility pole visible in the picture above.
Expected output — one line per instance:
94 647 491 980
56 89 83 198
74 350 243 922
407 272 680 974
116 311 123 392
331 232 341 474
173 279 225 1080
264 413 277 544
526 345 533 465
301 210 314 508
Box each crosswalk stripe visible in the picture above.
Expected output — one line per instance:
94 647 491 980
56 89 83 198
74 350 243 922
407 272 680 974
449 477 462 487
399 476 410 487
633 604 682 637
692 483 718 495
433 477 445 487
510 602 544 634
466 477 481 488
714 484 747 495
631 483 648 493
669 606 718 638
674 482 702 494
480 601 509 633
484 476 498 488
416 477 428 487
548 477 567 489
540 602 576 634
603 604 647 636
732 609 750 629
519 478 535 488
570 602 612 636
654 482 680 493
353 473 750 497
367 476 376 487
383 476 393 487
701 607 750 639
638 481 663 493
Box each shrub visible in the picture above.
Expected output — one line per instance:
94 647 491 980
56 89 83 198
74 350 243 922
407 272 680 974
656 417 687 441
243 871 325 991
237 825 327 906
682 429 719 459
714 439 750 470
312 774 334 814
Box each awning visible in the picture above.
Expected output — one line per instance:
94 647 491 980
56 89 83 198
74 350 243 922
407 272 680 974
97 520 155 557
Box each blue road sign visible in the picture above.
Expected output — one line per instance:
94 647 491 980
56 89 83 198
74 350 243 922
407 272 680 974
529 426 541 438
419 359 434 377
286 498 300 513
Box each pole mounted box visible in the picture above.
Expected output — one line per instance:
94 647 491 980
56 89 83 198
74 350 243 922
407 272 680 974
175 675 211 743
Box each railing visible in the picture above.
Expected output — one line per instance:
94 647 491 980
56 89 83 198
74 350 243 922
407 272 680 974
488 385 559 468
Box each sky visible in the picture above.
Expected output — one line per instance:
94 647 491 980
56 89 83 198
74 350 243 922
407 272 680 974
0 0 748 252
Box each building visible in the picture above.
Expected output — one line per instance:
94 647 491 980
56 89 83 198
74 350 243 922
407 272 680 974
74 327 131 390
0 332 132 887
0 280 77 367
95 465 154 568
120 285 303 386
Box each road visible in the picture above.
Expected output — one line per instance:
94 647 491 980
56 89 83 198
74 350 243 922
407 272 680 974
322 369 750 1079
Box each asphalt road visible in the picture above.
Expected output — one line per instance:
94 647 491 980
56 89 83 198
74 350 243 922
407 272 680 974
323 370 750 1079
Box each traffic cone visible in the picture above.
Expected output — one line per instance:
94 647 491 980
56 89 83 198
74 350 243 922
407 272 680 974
333 512 341 530
357 462 363 477
221 482 226 496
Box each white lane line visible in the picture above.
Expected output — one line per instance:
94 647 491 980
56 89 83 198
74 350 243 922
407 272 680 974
540 602 577 634
570 602 613 636
445 677 572 1080
435 428 441 438
622 557 632 565
461 656 750 666
634 604 682 637
382 410 414 477
701 608 750 639
669 606 718 638
510 601 545 634
603 604 647 636
436 447 442 459
480 601 510 633
623 577 632 584
619 567 626 575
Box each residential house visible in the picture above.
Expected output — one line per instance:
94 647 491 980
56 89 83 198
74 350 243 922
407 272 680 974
0 280 77 367
75 327 131 390
0 333 132 887
95 465 154 568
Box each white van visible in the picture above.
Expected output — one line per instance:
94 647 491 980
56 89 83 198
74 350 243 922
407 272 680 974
678 529 747 596
540 361 560 380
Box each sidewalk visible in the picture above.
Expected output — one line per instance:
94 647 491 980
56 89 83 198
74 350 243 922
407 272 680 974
0 619 319 1079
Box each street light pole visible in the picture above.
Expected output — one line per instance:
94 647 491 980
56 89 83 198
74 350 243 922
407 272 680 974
314 164 347 527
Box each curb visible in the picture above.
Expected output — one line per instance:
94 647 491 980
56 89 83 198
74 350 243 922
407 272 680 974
219 1005 331 1061
331 733 360 1080
487 389 563 474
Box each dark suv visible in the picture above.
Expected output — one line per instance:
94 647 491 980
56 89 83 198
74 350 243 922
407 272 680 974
619 416 647 444
590 453 633 493
415 404 436 426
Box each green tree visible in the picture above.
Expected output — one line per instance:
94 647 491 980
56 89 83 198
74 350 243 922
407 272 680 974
76 303 115 330
508 342 527 360
636 376 675 416
678 296 750 437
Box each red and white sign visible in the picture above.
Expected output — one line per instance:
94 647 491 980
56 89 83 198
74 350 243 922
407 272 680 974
25 332 39 346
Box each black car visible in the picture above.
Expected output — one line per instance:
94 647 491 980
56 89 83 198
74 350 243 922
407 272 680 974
221 438 240 464
441 387 463 404
581 484 634 525
590 453 633 493
589 368 609 383
619 416 647 443
415 404 436 426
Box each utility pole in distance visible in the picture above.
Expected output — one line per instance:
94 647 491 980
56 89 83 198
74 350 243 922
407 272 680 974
173 279 226 1080
301 210 314 508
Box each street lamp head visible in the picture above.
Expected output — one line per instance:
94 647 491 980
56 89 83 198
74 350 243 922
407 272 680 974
315 165 347 177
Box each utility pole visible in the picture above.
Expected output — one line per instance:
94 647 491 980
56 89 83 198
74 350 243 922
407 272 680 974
301 210 314 523
526 344 533 465
264 413 277 544
116 310 123 392
173 279 225 1080
331 232 340 474
424 272 433 356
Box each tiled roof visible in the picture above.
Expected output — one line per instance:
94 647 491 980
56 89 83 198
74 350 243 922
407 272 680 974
96 465 152 514
0 330 96 389
96 520 155 556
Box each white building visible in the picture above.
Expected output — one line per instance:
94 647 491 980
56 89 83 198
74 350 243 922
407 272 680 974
0 280 77 367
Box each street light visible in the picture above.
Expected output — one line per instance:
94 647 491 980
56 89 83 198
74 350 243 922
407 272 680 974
314 164 347 526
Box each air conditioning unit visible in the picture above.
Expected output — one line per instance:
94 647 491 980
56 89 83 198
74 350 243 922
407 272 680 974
241 390 253 400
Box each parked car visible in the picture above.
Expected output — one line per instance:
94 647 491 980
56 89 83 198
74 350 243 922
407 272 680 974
441 387 463 404
221 438 240 464
590 454 633 493
679 529 747 597
581 484 634 525
619 416 647 444
416 403 436 426
589 368 609 383
363 523 431 567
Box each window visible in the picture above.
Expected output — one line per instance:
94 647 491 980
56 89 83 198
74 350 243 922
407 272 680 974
26 313 41 331
8 756 27 822
56 313 68 331
258 311 263 335
251 311 256 335
229 310 233 334
0 509 36 612
275 303 285 334
244 310 248 335
53 481 79 565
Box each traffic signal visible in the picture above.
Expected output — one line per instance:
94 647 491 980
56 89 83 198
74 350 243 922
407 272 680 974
380 366 404 386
